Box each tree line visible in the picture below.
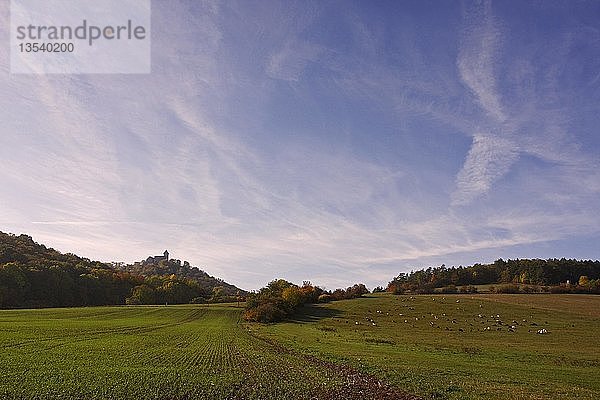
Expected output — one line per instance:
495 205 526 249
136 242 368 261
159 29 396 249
387 258 600 294
244 279 369 323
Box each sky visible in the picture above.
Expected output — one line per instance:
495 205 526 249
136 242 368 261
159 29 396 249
1 0 600 291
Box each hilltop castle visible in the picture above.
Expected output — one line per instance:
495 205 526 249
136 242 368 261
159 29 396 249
145 250 169 264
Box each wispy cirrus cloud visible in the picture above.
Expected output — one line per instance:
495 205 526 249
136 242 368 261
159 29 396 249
451 0 521 205
451 134 519 206
457 0 506 123
450 0 600 210
267 40 324 82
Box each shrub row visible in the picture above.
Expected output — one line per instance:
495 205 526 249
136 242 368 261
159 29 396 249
244 280 368 323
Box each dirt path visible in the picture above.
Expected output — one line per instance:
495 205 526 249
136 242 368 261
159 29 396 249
248 331 422 400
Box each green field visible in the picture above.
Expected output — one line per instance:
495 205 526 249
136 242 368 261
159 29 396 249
1 295 599 399
0 304 351 399
257 294 600 399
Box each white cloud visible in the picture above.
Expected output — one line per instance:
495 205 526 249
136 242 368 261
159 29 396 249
457 0 506 122
452 134 519 206
267 40 324 82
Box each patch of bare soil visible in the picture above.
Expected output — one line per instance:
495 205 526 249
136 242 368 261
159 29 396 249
308 354 421 400
253 333 422 400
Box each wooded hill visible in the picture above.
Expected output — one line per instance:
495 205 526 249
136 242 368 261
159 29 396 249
0 231 244 308
387 258 600 294
113 259 242 296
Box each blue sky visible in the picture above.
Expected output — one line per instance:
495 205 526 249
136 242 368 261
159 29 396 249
1 0 600 291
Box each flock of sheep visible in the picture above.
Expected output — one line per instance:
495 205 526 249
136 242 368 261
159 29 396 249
344 296 551 335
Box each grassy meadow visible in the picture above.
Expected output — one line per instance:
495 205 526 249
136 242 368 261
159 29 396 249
256 293 600 399
1 294 599 399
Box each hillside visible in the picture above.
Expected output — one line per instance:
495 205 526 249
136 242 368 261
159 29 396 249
0 231 243 308
0 231 109 270
114 259 244 296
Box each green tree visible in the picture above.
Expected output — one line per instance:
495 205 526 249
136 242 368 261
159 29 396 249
211 286 224 303
126 284 156 305
282 286 303 308
0 263 29 307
